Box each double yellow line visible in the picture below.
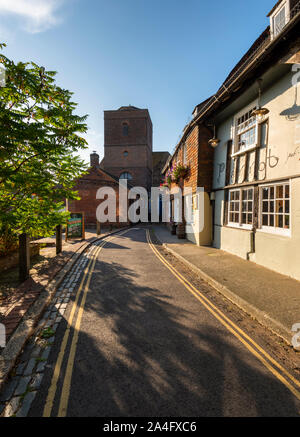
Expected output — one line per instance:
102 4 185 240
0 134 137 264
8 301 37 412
43 229 129 417
146 229 300 403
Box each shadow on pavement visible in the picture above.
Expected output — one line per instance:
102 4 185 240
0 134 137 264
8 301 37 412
30 229 300 417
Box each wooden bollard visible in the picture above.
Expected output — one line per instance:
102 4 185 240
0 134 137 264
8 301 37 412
56 224 62 255
19 233 30 282
96 221 101 236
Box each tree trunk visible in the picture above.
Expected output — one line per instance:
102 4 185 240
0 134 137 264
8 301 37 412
56 225 62 255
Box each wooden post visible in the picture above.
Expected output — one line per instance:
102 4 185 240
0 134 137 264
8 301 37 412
19 233 30 282
82 213 85 240
56 224 62 255
96 221 101 236
65 199 69 242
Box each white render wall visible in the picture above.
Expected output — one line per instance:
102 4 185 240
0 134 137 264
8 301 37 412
212 68 300 280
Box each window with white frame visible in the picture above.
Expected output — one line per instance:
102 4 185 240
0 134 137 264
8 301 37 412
228 187 254 228
234 107 258 153
270 1 290 39
241 189 254 225
228 189 240 224
260 183 290 233
184 192 194 224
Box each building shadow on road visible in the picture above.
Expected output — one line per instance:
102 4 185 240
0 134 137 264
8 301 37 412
29 229 300 417
67 259 299 416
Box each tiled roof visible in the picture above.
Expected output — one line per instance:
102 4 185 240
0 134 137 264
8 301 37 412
221 27 270 87
152 151 171 167
166 0 300 165
100 167 134 188
192 1 300 123
267 0 284 16
193 96 214 117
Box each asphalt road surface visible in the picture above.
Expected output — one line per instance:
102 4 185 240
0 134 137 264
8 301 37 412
28 227 300 417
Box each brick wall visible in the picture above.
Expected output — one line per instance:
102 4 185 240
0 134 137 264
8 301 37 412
104 144 152 189
166 123 214 194
102 107 153 191
69 167 130 228
197 124 214 192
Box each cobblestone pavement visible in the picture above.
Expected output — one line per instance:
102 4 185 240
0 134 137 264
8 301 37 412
0 239 103 417
0 229 101 340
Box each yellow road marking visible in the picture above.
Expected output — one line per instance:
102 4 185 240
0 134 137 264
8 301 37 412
57 228 131 417
43 239 107 417
57 242 103 416
146 230 300 402
43 229 130 417
147 230 300 390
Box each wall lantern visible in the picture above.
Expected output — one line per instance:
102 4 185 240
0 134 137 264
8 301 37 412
251 78 269 122
208 125 220 148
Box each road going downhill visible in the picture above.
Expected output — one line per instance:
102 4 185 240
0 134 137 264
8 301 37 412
27 227 300 417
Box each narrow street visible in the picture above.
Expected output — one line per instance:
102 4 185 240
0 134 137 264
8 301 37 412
2 0 300 423
16 227 299 417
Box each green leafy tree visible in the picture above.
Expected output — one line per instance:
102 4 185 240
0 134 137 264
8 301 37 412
0 43 88 253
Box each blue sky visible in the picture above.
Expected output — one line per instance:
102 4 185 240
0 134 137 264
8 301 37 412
0 0 276 163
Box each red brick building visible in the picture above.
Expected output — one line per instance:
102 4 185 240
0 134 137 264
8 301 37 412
162 121 214 244
68 152 130 228
101 106 153 191
70 106 170 228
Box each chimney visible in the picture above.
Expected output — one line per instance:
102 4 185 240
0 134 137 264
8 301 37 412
90 151 99 167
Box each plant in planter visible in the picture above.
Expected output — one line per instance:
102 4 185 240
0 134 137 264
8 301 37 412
172 163 189 184
167 175 172 187
161 168 174 188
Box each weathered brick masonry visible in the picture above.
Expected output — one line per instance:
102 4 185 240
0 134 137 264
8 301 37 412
102 106 153 191
165 123 214 242
168 123 214 193
69 153 130 228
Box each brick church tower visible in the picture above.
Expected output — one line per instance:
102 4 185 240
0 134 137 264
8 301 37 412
102 106 153 191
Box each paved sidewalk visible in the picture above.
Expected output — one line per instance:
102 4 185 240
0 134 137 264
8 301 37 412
0 227 124 392
152 225 300 344
0 229 111 341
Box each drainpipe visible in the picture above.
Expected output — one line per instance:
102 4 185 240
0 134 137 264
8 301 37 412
210 192 216 243
247 227 256 260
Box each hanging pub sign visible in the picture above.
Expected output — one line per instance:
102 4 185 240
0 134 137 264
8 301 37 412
66 212 85 240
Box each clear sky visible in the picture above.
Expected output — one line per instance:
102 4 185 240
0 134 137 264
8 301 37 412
0 0 276 163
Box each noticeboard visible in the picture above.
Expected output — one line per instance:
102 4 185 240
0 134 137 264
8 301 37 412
66 212 85 240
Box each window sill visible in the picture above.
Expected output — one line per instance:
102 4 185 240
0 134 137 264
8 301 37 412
231 144 258 158
256 228 291 237
226 223 253 231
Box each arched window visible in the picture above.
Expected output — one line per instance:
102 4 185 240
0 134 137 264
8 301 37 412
119 172 133 180
123 151 128 157
122 123 129 136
